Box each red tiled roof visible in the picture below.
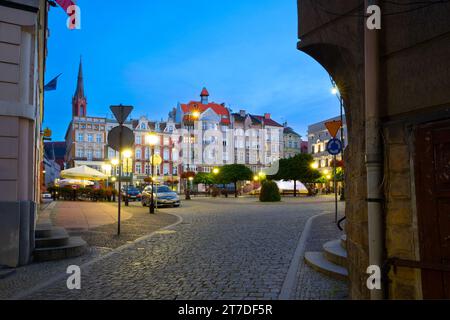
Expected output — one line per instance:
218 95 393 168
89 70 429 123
181 101 230 125
200 87 209 96
252 115 283 127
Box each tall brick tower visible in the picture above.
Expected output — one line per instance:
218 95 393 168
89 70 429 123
72 58 87 117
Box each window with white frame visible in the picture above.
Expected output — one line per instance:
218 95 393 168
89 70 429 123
135 163 141 174
136 135 141 145
95 150 102 159
96 134 102 143
77 132 84 142
163 163 169 175
136 148 142 160
163 148 169 160
87 134 93 142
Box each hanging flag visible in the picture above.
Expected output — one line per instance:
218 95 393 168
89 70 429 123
44 73 62 92
55 0 76 13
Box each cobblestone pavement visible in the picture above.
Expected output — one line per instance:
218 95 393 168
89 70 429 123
0 202 177 300
64 203 179 249
294 210 348 300
21 197 344 300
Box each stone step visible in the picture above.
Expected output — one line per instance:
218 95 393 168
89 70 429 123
340 234 347 249
35 224 65 238
33 237 87 262
323 239 348 267
304 251 348 281
35 228 70 248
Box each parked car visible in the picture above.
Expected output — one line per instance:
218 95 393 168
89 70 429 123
121 186 142 201
41 192 53 202
142 185 180 208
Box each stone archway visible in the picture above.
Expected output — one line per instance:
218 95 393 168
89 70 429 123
297 40 371 298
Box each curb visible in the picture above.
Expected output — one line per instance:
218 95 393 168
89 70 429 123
278 211 331 300
11 213 184 300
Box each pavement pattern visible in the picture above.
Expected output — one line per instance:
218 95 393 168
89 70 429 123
20 197 346 300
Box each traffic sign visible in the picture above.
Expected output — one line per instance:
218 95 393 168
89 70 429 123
326 138 343 155
110 105 133 125
325 120 342 138
108 126 135 152
150 154 162 166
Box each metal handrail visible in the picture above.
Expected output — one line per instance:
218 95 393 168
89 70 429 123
337 215 346 231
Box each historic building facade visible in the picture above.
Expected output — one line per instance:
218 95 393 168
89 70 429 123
65 60 108 171
0 0 48 267
308 115 347 173
283 122 303 158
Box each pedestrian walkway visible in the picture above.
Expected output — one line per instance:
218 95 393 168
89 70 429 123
49 201 133 231
294 212 348 299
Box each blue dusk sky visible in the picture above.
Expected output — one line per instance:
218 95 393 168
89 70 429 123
43 0 340 141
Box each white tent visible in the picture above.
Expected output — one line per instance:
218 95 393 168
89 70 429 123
60 165 107 181
275 180 308 193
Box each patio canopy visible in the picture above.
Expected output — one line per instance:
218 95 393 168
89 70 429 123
60 165 108 181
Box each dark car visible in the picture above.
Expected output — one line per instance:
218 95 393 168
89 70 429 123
121 186 142 201
142 185 180 208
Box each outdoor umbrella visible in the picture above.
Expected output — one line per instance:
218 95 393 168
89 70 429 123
60 165 108 181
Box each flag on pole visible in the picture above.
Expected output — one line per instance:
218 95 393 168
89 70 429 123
44 73 62 92
55 0 76 14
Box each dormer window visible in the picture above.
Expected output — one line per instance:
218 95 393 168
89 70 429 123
141 123 146 130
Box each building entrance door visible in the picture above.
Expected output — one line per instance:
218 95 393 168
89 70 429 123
415 119 450 299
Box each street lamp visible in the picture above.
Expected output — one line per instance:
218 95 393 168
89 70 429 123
102 163 112 188
122 149 132 206
213 167 220 175
310 162 319 169
184 111 200 200
146 133 159 214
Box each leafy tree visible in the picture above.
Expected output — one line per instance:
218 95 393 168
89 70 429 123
193 172 214 185
270 154 321 196
218 164 253 197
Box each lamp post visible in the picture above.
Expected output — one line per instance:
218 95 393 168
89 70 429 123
184 111 200 200
146 133 159 214
122 150 132 207
331 78 345 200
102 163 112 188
111 158 119 202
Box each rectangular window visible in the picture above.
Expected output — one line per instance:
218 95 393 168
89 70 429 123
136 149 141 160
96 134 102 143
136 135 141 145
77 132 84 142
87 150 93 160
95 150 102 159
163 148 169 160
87 134 93 142
163 164 169 175
136 163 141 174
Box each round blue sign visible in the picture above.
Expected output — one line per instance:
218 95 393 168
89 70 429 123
326 138 343 155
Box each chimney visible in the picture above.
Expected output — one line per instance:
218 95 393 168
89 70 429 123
283 121 288 127
239 110 246 117
264 113 271 119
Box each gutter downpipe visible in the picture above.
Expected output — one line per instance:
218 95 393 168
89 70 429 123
365 0 385 300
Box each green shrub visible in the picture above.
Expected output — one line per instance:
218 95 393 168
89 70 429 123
259 180 281 202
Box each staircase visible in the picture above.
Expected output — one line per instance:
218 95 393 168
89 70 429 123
304 234 348 281
33 223 87 262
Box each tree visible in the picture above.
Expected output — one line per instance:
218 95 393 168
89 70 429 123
270 154 321 196
218 164 253 197
193 172 215 193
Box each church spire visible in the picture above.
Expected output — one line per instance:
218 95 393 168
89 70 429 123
72 56 87 117
74 57 84 98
